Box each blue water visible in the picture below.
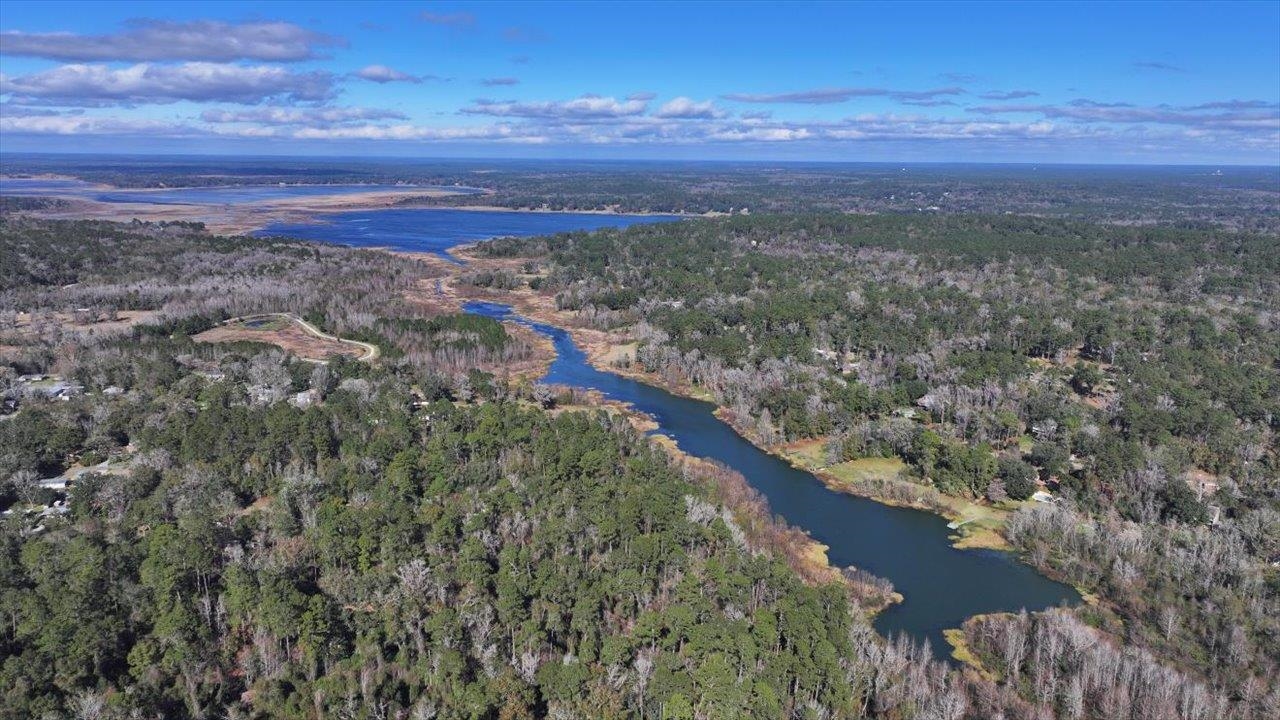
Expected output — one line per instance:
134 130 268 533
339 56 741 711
0 177 482 205
0 178 97 194
257 209 682 260
96 184 483 205
464 300 1079 661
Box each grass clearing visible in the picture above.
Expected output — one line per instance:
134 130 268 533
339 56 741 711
779 437 1016 550
778 440 907 488
780 438 829 467
944 627 998 681
600 341 638 366
827 457 907 486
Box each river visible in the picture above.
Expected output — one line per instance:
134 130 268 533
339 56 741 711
463 300 1080 661
6 169 1079 658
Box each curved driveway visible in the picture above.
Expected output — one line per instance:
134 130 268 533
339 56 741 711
227 313 380 362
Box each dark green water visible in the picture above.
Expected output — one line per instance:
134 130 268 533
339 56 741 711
465 301 1080 660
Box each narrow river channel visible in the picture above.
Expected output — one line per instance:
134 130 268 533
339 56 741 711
465 300 1080 661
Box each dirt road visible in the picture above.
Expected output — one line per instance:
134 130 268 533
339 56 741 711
227 313 380 362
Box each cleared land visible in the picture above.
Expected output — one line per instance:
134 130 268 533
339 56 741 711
11 309 156 339
194 314 375 363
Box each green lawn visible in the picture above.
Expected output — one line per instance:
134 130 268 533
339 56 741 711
826 457 908 485
779 439 906 486
779 439 1020 549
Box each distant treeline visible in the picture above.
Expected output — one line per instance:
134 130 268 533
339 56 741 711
6 154 1278 230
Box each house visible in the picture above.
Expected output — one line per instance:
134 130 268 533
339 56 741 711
51 383 85 400
290 389 321 408
38 477 69 491
18 377 84 400
1031 490 1056 504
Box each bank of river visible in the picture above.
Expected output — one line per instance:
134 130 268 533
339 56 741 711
464 300 1080 661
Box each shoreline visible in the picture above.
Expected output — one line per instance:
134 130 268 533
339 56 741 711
3 188 473 235
2 177 707 236
394 202 707 218
401 243 1073 612
402 244 1109 634
0 174 485 194
403 244 1104 644
400 244 902 613
419 242 1016 550
449 268 1101 612
9 198 701 237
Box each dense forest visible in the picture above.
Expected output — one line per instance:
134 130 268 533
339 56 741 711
479 213 1280 711
1 355 884 718
0 218 933 719
2 210 1277 719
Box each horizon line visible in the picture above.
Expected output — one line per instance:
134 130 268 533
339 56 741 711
2 150 1277 171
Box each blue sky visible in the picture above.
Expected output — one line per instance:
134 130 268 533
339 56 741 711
1 1 1277 164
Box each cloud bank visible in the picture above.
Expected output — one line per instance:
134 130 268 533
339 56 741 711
0 20 341 62
1 63 334 105
462 94 651 119
723 86 964 104
0 14 1273 162
354 65 429 84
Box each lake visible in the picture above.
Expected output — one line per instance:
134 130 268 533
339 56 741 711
463 300 1080 661
1 177 683 260
0 177 483 205
258 209 682 259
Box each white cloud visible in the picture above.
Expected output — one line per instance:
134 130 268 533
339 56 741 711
2 100 1274 160
0 114 199 136
354 65 427 84
1 62 334 105
462 94 650 119
723 86 964 104
707 126 812 142
966 101 1280 131
292 123 547 143
201 107 407 125
0 20 342 62
979 90 1040 100
654 97 726 119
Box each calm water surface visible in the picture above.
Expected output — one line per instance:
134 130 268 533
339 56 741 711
258 209 681 259
464 300 1079 660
